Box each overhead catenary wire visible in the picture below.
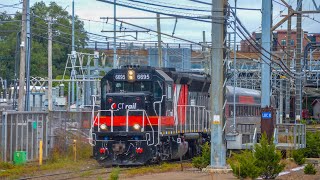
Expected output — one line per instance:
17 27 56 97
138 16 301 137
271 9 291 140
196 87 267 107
230 8 305 77
126 0 212 12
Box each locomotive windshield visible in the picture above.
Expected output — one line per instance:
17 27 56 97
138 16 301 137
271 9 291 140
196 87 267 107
112 81 152 93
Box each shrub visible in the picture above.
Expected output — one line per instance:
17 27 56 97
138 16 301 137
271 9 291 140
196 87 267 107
109 167 120 180
292 149 305 165
228 150 261 179
304 131 320 158
254 133 285 179
192 142 210 170
304 163 317 175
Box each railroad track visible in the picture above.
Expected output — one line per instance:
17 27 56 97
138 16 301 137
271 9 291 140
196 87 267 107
18 159 192 180
19 166 110 180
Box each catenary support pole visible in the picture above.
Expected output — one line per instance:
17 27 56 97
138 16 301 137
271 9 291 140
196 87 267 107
157 13 162 67
295 0 303 123
285 11 292 122
233 0 237 132
210 0 226 168
113 0 117 68
261 0 272 108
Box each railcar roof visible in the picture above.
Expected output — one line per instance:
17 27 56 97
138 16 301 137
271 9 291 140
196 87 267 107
226 86 261 97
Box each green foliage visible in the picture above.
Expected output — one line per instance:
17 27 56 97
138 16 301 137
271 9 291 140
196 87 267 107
254 133 285 179
304 131 320 158
109 167 120 180
228 150 261 179
0 2 89 82
292 149 306 165
192 142 210 170
304 163 317 175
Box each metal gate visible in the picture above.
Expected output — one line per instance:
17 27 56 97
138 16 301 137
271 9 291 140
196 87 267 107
0 111 49 162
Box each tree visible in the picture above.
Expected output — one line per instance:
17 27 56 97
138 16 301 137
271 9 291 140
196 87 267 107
228 150 261 179
254 133 285 179
0 1 89 84
304 131 320 158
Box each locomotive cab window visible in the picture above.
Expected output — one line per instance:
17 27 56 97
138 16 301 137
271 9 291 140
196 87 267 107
154 81 163 98
113 81 151 93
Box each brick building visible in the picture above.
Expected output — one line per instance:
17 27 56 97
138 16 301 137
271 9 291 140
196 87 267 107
240 30 320 52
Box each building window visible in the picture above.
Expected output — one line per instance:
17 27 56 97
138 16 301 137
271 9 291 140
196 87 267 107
281 39 286 46
290 39 294 46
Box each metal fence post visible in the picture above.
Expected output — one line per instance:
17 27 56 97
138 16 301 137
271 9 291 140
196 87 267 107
2 112 7 161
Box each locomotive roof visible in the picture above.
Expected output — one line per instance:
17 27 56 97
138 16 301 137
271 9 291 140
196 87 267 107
156 69 173 82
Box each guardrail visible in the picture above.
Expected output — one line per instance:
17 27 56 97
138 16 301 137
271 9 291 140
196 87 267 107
274 123 306 150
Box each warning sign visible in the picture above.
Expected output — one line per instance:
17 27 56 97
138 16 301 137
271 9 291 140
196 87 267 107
212 115 220 125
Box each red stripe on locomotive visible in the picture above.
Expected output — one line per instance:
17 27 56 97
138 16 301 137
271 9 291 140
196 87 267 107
177 84 188 124
94 116 174 126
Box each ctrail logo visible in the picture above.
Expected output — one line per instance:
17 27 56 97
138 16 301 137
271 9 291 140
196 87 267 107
110 102 137 110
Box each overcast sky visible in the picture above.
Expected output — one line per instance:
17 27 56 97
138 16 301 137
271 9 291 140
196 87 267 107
1 0 320 45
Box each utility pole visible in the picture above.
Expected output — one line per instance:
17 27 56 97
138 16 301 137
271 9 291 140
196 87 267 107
48 17 53 111
25 0 31 111
157 13 162 68
285 9 292 122
261 0 272 108
71 0 76 105
210 0 226 168
113 0 117 68
295 0 303 123
18 0 27 111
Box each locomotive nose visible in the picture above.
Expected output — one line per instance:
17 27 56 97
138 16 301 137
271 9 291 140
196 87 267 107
106 93 149 111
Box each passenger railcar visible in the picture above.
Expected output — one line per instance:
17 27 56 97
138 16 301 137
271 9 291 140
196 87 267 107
90 66 261 166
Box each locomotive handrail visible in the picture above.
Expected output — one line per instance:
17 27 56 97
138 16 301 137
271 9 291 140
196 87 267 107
176 105 209 133
126 109 155 146
96 109 119 132
153 95 166 145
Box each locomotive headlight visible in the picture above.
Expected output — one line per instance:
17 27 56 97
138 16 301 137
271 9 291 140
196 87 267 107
133 124 141 130
127 70 135 81
100 124 107 130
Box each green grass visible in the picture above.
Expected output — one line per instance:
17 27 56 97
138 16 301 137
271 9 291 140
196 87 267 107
0 142 94 179
0 158 96 178
80 170 94 177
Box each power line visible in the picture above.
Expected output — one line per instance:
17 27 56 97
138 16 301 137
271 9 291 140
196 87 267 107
126 0 212 12
96 0 224 24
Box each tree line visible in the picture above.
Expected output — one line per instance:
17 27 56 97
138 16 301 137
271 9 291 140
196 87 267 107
0 1 89 85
